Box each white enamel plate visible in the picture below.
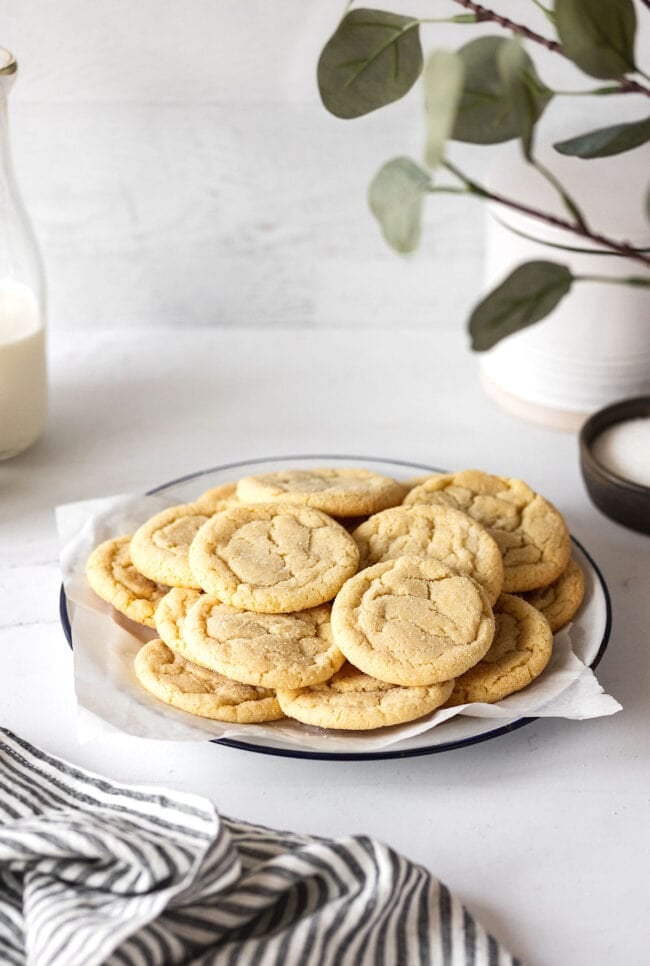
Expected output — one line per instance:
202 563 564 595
60 456 612 760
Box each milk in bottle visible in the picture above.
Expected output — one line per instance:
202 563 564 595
0 48 47 459
0 280 46 458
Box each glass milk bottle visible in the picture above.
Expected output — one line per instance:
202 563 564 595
0 48 47 459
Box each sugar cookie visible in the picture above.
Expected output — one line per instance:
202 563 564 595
193 481 239 514
183 598 344 689
405 469 570 592
277 663 454 730
402 473 445 492
188 504 359 613
131 503 211 589
331 555 495 686
446 593 553 705
523 557 585 632
236 468 405 517
155 586 203 651
134 639 283 722
352 504 503 605
86 535 168 628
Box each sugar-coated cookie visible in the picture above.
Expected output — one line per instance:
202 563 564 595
277 662 454 730
236 468 405 517
446 593 553 705
523 557 585 632
154 586 203 651
352 504 503 605
130 503 212 589
405 469 570 592
193 481 239 514
182 599 344 689
188 503 360 613
401 473 446 492
86 535 168 628
134 639 283 722
331 555 495 686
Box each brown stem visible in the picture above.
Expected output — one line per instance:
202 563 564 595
494 192 650 268
451 0 562 52
444 161 650 269
618 77 650 96
450 0 650 98
488 191 650 267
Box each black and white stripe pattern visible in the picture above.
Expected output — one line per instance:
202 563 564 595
0 730 521 965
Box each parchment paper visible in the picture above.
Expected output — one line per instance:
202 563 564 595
57 494 621 751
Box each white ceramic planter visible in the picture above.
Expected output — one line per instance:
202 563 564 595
478 146 650 431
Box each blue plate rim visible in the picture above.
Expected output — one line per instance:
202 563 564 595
59 453 613 762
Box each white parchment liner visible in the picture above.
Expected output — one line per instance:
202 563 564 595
57 494 621 752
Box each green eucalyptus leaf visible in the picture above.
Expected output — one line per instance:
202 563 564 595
368 157 431 253
452 36 552 145
554 0 637 79
423 50 464 168
469 261 573 351
318 9 422 119
554 116 650 158
497 37 551 159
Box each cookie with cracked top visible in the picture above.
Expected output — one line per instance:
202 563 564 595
134 638 284 722
445 593 553 705
130 503 212 589
523 557 585 632
352 503 503 605
86 535 168 628
277 662 454 730
331 555 495 686
182 598 344 689
188 503 359 613
155 586 204 651
236 467 405 517
404 469 571 593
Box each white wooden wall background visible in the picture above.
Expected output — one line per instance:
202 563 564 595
1 1 648 331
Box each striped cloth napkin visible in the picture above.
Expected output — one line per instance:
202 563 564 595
0 730 521 965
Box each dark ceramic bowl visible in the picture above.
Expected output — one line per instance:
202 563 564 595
579 396 650 534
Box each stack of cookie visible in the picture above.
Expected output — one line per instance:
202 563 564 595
85 467 585 732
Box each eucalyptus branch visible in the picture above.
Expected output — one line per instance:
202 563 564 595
450 0 561 52
443 159 650 268
449 0 650 98
530 156 589 230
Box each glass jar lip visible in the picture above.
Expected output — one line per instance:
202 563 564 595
0 49 17 75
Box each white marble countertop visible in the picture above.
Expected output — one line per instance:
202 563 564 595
1 327 648 965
